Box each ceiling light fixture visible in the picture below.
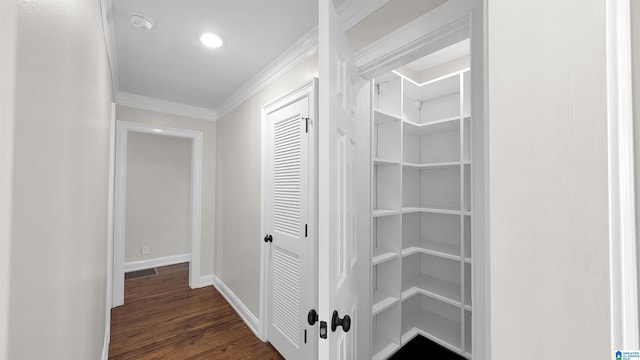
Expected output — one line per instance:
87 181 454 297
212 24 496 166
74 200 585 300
200 33 223 48
129 13 154 30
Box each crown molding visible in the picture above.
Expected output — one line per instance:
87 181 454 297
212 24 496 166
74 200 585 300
354 0 471 79
115 92 217 121
100 0 119 98
216 0 390 119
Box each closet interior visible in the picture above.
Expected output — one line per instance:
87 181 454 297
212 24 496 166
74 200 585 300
369 39 473 360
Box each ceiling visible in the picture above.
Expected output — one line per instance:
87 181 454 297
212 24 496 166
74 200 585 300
112 0 321 115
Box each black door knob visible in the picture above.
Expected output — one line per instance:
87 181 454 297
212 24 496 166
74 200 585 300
307 309 318 326
331 310 351 332
264 234 273 243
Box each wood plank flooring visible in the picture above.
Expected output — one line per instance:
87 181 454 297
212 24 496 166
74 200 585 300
109 263 284 359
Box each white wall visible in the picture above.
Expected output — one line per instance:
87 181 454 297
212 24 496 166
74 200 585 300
116 105 216 275
125 132 192 263
0 0 17 359
8 0 113 358
488 0 611 358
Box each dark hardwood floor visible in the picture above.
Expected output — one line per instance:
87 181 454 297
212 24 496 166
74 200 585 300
109 263 284 359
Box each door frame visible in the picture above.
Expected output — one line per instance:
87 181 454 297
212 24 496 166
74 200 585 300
352 0 490 358
259 78 318 341
606 0 639 351
111 120 204 307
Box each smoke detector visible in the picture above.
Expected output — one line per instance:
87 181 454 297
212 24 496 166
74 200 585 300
129 13 153 31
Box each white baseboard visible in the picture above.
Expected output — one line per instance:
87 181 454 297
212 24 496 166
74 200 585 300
212 275 261 339
101 328 110 360
124 253 190 272
199 274 214 287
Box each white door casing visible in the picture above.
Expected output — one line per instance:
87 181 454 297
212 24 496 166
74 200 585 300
262 80 318 360
318 0 371 359
112 121 203 307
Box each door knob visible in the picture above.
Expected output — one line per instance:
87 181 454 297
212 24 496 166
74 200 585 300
331 310 351 332
264 234 273 243
307 309 318 325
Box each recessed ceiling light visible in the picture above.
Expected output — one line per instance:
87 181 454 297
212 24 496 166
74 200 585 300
129 13 154 31
200 33 223 48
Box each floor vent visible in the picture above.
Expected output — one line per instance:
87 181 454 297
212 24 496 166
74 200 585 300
125 268 157 280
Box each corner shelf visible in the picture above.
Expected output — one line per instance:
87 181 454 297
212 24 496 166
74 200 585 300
370 68 473 359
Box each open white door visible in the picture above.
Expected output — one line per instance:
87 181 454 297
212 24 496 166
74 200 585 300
318 0 371 359
264 88 316 360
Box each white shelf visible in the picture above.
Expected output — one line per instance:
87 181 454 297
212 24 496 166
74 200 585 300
402 239 460 261
374 109 402 124
402 306 462 353
372 289 400 316
402 206 464 216
373 248 400 265
373 209 400 217
403 273 461 306
372 329 400 360
374 158 401 165
402 161 466 169
403 116 460 133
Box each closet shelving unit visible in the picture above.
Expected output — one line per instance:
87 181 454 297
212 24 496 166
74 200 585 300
370 69 472 360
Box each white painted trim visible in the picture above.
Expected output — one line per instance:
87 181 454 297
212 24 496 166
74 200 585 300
260 79 318 344
124 253 191 273
199 274 214 287
215 1 390 119
112 121 205 307
99 0 118 97
607 0 639 352
103 103 115 360
101 331 110 360
212 275 261 339
115 92 217 122
354 0 472 79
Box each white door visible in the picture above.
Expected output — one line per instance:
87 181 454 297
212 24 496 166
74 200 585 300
318 0 370 359
265 93 316 360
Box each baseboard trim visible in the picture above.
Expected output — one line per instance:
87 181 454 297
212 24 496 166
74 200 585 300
124 253 190 273
212 275 261 340
101 329 110 360
199 274 214 287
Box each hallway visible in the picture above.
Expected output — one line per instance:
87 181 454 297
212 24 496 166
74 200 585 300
109 263 283 359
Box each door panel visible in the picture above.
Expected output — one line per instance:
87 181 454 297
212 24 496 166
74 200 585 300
319 0 370 358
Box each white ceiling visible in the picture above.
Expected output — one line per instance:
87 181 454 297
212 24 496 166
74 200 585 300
112 0 319 112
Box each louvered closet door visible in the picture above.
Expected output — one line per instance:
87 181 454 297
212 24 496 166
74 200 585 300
266 96 314 360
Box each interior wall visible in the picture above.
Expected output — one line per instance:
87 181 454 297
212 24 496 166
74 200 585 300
125 132 192 263
116 105 216 276
0 0 17 359
488 0 610 358
216 54 318 317
8 0 113 358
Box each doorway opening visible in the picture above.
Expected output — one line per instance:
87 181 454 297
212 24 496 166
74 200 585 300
112 121 204 307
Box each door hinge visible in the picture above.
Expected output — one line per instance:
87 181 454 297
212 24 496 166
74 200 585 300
305 224 308 237
303 117 310 133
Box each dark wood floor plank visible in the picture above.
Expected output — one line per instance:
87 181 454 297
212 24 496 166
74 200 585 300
109 263 283 360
